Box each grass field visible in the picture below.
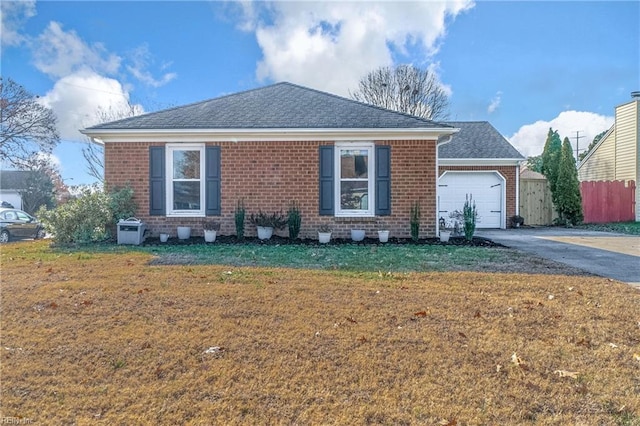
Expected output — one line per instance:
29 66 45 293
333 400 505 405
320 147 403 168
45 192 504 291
1 240 639 424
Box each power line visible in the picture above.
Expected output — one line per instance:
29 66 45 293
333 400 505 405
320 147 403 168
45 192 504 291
573 131 585 160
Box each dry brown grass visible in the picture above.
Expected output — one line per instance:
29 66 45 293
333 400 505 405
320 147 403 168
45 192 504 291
1 241 639 425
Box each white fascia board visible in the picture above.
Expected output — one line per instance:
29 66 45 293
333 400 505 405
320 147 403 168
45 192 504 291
439 158 523 166
79 127 458 143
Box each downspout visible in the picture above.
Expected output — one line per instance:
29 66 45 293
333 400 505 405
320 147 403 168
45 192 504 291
515 161 521 217
436 134 454 237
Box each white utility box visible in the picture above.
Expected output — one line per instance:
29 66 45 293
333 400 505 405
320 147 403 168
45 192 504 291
117 218 147 245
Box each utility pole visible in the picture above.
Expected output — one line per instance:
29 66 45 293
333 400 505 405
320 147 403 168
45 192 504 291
573 131 585 160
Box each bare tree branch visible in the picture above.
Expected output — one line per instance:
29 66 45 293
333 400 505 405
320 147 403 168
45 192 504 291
82 102 141 183
0 77 59 167
349 65 450 121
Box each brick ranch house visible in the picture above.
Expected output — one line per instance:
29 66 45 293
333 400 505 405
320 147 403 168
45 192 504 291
82 82 522 239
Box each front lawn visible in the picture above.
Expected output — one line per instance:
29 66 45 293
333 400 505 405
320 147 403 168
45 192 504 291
139 240 587 276
1 241 639 424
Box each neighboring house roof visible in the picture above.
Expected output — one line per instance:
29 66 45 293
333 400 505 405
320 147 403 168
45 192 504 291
439 121 524 160
520 169 546 180
0 170 32 190
85 82 453 131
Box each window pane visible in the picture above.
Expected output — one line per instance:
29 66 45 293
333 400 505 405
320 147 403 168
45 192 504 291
173 181 201 210
173 150 200 179
340 181 368 210
340 149 368 178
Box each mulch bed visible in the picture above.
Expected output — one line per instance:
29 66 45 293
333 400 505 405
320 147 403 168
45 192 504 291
142 235 502 247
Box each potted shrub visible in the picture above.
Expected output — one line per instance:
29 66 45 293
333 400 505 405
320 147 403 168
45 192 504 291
318 224 332 244
351 229 365 242
177 226 191 240
203 220 220 243
250 210 286 240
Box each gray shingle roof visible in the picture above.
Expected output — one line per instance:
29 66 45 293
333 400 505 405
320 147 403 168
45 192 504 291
0 170 32 190
439 121 524 159
86 82 452 131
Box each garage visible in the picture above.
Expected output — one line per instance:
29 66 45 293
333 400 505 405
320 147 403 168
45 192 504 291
438 171 505 229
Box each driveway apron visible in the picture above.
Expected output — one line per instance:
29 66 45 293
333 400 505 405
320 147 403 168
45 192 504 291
477 228 640 289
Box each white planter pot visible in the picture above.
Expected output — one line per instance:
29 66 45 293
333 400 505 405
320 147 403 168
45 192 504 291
159 233 169 243
351 229 365 242
378 230 389 243
439 230 451 242
257 226 273 240
177 226 191 240
318 232 331 244
204 229 217 243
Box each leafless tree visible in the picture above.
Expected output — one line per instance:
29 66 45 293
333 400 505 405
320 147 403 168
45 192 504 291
83 102 142 183
349 65 450 121
0 77 60 167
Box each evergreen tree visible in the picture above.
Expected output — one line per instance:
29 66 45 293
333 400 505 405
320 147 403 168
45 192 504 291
556 137 583 224
540 128 562 206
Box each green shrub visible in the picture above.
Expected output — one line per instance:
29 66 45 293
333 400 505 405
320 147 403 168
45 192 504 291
38 189 112 244
235 199 246 240
109 186 137 223
38 185 137 244
410 201 421 242
462 194 478 241
287 201 302 240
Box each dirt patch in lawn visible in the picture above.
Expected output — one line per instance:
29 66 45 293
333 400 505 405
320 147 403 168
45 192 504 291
2 241 639 425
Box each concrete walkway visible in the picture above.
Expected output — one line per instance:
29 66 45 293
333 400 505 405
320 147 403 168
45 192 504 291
476 227 640 288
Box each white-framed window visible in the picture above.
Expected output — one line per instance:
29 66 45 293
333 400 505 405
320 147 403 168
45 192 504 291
335 142 375 217
166 144 205 216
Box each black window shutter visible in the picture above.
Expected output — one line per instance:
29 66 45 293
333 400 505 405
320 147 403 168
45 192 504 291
149 146 165 216
205 146 221 215
375 145 391 216
318 145 334 215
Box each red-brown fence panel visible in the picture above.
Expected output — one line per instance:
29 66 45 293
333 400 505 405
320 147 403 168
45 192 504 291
580 180 636 223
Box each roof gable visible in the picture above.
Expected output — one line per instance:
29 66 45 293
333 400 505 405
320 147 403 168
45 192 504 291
86 82 451 131
439 121 524 160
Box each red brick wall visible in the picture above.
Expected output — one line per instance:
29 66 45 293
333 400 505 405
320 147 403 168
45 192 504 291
438 165 519 226
105 140 438 239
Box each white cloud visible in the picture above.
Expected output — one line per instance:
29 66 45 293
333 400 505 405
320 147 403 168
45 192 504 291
39 70 144 141
487 91 502 114
239 1 473 95
126 44 177 88
509 111 614 158
31 21 121 79
0 0 36 47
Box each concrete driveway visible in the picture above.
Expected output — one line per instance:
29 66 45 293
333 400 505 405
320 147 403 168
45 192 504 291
476 227 640 288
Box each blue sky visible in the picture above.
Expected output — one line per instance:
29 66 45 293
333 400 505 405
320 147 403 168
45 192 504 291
2 0 638 185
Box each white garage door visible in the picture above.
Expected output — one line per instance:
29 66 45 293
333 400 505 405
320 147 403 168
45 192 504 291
438 172 504 229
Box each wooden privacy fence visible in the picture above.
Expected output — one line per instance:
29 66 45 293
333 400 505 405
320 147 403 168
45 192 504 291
519 178 556 225
580 180 636 223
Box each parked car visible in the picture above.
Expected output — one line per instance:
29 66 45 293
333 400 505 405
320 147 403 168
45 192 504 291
0 208 46 243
